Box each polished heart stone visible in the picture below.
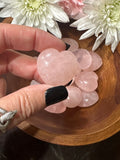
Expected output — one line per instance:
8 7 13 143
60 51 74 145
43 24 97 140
75 71 98 92
73 49 92 70
79 91 99 107
64 86 82 108
45 102 66 114
85 51 103 71
62 38 79 52
37 48 79 85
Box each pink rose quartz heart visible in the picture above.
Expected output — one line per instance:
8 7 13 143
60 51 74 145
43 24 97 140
64 86 82 108
85 51 103 71
62 38 79 52
37 48 79 85
45 102 66 114
79 91 99 107
73 49 92 70
75 71 98 92
34 47 102 113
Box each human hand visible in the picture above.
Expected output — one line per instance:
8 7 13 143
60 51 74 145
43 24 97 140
0 23 68 132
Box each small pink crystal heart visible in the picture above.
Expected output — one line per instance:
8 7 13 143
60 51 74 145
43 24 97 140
62 38 79 52
64 86 82 108
73 49 92 70
37 48 79 85
79 91 99 107
85 51 103 71
75 71 98 92
45 102 66 114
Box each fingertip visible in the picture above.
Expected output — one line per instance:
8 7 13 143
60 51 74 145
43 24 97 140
45 85 68 106
34 29 66 52
0 23 66 52
58 39 66 51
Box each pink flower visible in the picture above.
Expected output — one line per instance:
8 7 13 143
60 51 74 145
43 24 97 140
59 0 84 19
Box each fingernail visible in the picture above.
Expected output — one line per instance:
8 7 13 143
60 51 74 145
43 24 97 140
45 86 68 106
65 43 70 50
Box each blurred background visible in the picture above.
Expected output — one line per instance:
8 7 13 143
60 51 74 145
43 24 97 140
0 127 120 160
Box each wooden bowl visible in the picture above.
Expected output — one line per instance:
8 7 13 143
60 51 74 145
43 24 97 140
3 18 120 146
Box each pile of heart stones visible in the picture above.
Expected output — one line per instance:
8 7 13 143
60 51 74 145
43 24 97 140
31 38 102 114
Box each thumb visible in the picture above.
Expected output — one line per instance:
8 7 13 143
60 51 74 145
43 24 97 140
0 85 68 130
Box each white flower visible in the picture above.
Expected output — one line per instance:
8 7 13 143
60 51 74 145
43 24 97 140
71 0 120 52
0 0 69 38
0 2 6 8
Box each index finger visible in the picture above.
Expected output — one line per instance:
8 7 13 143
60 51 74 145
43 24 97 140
0 23 66 52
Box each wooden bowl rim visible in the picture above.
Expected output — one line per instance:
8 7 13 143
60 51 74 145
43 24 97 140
18 107 120 146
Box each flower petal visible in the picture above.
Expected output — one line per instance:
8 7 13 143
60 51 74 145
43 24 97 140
11 14 25 25
46 18 55 28
92 34 105 51
77 20 95 31
34 15 39 27
105 29 114 46
19 16 27 25
0 2 6 8
49 4 69 23
47 0 61 3
47 21 62 38
95 25 102 37
71 16 89 27
0 6 12 17
38 23 47 32
80 27 96 40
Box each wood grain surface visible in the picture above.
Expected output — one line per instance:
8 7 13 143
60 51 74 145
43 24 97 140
2 18 120 146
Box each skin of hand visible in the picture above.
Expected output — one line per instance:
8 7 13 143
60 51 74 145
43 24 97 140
0 23 67 129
